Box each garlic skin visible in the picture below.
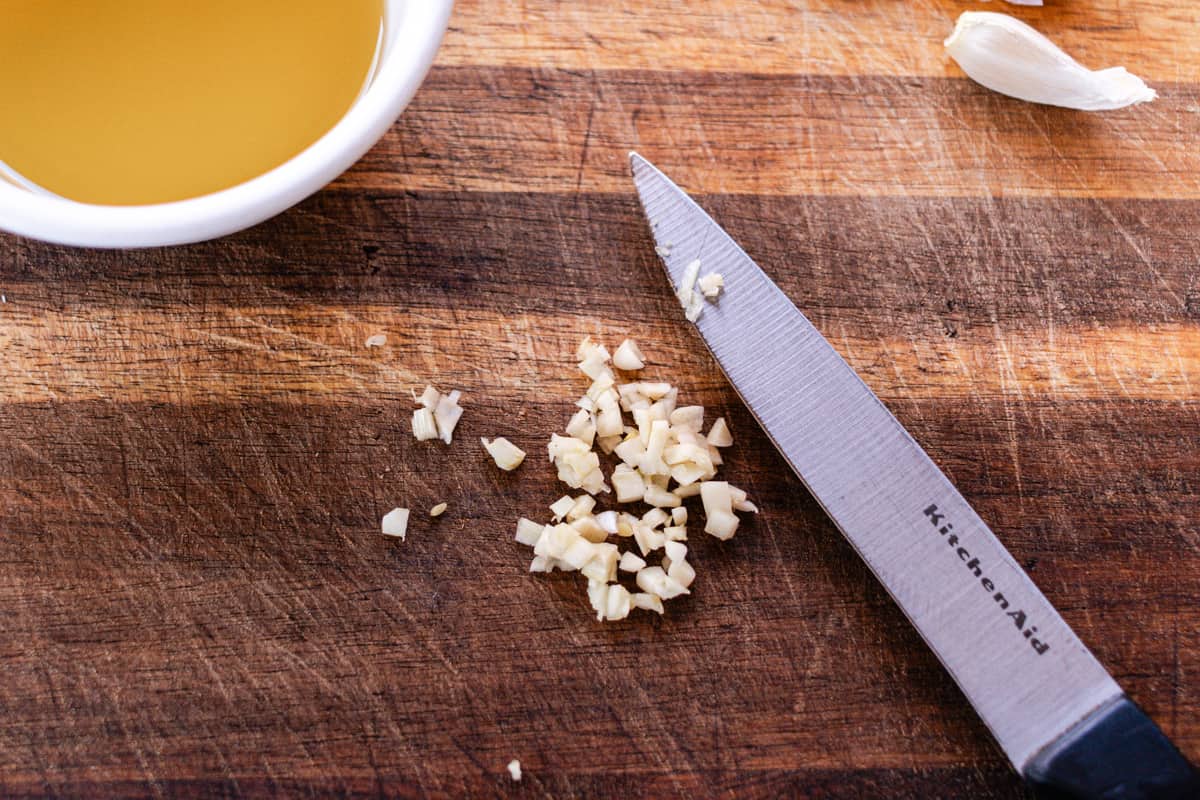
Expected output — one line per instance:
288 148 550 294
945 12 1156 111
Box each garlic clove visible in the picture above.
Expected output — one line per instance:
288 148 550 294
945 12 1155 111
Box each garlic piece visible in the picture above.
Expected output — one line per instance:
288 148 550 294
565 408 596 447
669 405 704 433
507 759 522 782
411 407 439 441
429 502 448 517
643 484 682 508
664 541 687 564
730 484 759 514
698 273 724 300
434 391 464 444
417 385 440 410
566 494 596 521
381 508 410 540
701 481 740 541
612 338 646 371
707 417 733 448
636 566 690 600
619 551 647 572
570 515 609 544
482 437 526 471
663 525 687 542
668 558 696 589
529 555 556 573
581 542 619 582
605 583 633 621
676 259 701 309
515 517 545 546
641 507 670 529
549 495 575 521
611 464 645 504
632 523 667 556
945 12 1155 111
632 592 665 615
595 509 620 534
365 333 387 347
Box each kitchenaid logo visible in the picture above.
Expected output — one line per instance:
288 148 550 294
923 504 1050 656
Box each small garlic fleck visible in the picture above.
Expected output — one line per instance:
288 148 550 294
429 502 448 517
381 508 410 540
482 437 527 471
365 333 387 347
698 272 724 300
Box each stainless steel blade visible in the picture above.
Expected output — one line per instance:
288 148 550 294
630 152 1121 772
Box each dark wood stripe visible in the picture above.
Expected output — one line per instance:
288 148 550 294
0 768 1035 799
2 192 1197 325
1 398 1195 790
2 400 1197 553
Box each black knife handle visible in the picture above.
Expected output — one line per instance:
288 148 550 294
1024 695 1199 799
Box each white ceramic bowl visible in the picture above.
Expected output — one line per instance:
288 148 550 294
0 0 454 248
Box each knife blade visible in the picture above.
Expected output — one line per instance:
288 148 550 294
630 153 1198 799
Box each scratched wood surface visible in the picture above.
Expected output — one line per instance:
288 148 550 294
1 2 1197 798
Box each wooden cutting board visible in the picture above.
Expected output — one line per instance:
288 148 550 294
1 2 1197 797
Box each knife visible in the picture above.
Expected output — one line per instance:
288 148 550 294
630 153 1198 799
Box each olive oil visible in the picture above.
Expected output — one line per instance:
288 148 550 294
0 1 384 205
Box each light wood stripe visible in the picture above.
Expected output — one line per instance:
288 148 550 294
0 305 1195 403
444 0 1196 81
334 68 1200 199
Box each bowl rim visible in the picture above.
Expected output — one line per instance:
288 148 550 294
0 0 455 248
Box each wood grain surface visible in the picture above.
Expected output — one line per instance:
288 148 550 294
1 2 1197 798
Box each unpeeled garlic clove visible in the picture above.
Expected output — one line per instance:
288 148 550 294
945 12 1156 111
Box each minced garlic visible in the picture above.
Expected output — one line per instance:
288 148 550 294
512 338 758 621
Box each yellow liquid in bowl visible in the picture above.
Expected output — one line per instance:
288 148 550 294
0 0 384 205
